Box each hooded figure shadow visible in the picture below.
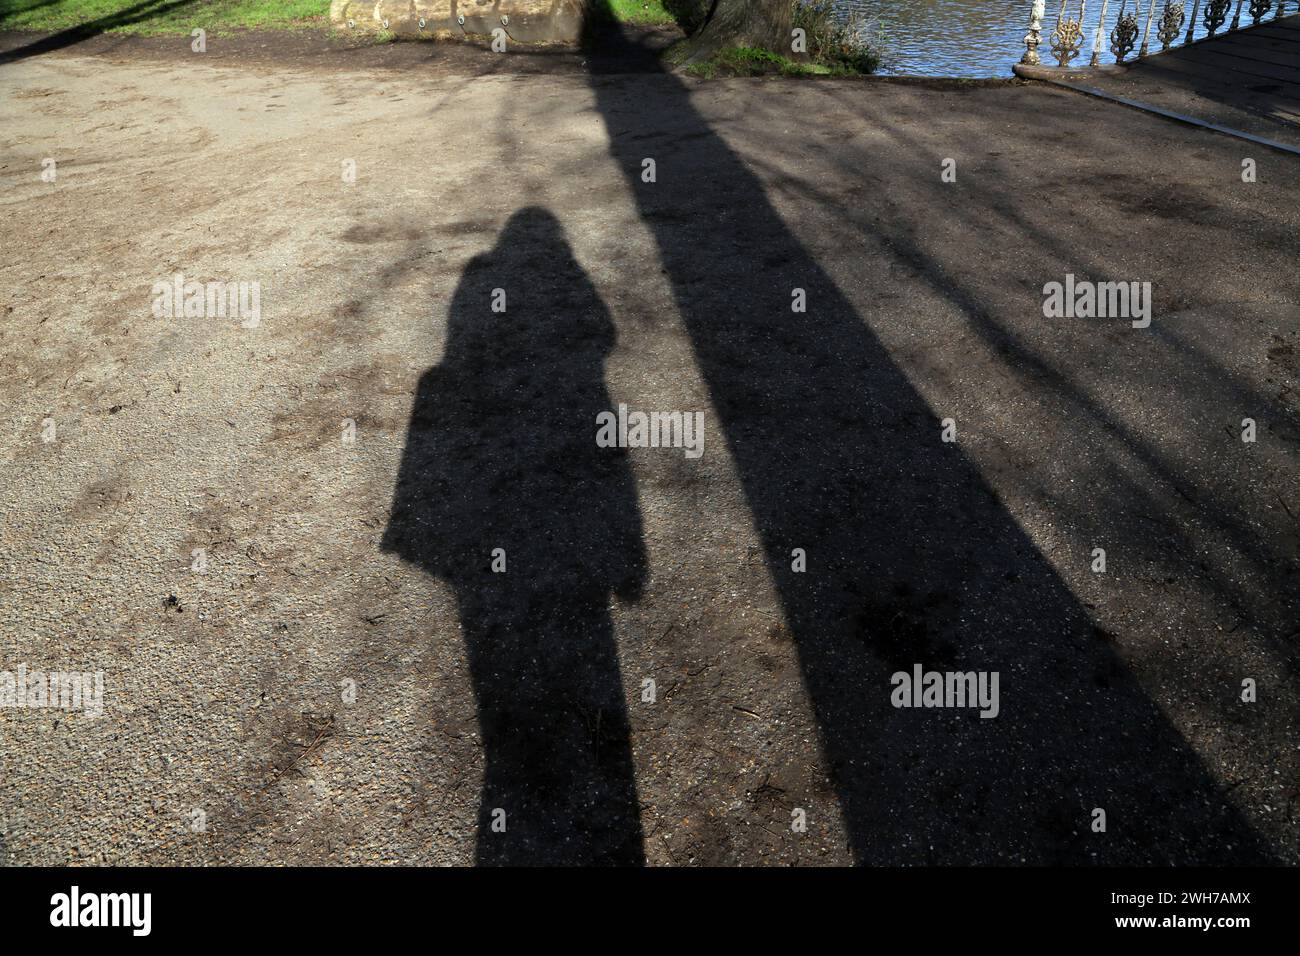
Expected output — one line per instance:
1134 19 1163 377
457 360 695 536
382 208 647 865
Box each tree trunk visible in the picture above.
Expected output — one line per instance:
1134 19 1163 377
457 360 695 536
675 0 793 64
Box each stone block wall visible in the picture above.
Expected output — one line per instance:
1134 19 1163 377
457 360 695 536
330 0 589 43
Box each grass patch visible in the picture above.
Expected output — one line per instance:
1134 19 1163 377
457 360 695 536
684 45 801 78
605 0 675 25
0 0 330 36
0 0 676 41
682 44 870 79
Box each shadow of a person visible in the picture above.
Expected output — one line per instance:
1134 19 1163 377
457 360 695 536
382 207 647 865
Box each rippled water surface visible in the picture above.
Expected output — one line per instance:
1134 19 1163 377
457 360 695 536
834 0 1242 77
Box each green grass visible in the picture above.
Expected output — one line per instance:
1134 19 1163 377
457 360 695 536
0 0 673 35
0 0 331 36
682 45 862 79
693 46 800 77
605 0 674 25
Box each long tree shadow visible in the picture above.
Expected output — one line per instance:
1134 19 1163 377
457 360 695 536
767 80 1300 696
382 207 647 865
583 18 1274 863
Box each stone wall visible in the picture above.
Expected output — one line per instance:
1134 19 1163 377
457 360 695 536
330 0 589 43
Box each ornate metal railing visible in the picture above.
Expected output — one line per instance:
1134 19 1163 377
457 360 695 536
1022 0 1290 68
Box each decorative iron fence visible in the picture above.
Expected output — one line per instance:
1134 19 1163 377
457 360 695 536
1022 0 1291 68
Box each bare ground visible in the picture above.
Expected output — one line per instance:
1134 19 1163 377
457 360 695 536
0 30 1296 865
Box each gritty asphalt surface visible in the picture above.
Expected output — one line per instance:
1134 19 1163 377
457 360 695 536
0 30 1296 865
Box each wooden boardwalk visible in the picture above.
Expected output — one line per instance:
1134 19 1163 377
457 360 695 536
1054 14 1300 150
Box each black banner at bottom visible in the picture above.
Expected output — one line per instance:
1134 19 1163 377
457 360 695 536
3 866 1292 941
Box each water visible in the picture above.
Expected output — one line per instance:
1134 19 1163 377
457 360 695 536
832 0 1249 77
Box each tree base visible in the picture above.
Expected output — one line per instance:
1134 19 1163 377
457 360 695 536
671 0 793 66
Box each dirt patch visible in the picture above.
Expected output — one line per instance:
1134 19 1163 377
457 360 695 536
0 23 681 74
0 23 1028 87
2 38 1296 867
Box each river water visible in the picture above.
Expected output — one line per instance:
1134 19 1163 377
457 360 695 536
833 0 1241 77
